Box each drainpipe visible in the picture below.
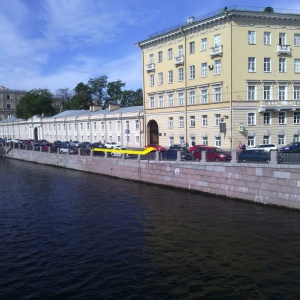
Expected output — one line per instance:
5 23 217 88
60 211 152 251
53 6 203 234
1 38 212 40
179 27 188 145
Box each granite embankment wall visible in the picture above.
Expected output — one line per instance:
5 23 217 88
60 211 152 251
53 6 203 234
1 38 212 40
2 146 300 210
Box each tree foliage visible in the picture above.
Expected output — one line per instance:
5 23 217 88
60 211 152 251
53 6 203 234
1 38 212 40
16 89 55 119
119 88 143 107
88 75 108 106
68 83 92 110
53 88 73 112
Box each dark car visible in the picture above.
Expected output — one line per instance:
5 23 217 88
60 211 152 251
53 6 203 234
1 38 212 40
162 149 191 161
280 142 300 153
79 142 91 148
169 144 187 151
238 149 270 163
193 146 232 162
59 141 78 154
53 140 62 148
89 142 105 156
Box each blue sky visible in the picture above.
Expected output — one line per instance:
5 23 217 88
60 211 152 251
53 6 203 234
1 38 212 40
0 0 300 93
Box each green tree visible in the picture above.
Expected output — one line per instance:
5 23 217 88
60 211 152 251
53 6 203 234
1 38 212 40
106 80 126 108
16 89 55 119
119 88 143 107
88 75 108 106
68 83 92 110
54 88 73 112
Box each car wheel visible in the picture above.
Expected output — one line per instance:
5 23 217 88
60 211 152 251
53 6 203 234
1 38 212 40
265 159 270 163
214 158 220 162
195 157 200 162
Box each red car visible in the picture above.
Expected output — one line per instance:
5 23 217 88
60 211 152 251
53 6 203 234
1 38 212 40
145 144 166 152
193 146 232 162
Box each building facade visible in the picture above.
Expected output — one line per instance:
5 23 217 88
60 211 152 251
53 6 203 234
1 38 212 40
0 105 144 148
137 5 300 149
0 86 26 120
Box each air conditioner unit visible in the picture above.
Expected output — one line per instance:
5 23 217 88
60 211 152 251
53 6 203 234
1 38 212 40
208 64 214 70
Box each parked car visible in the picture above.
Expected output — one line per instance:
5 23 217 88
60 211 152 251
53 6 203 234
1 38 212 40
79 141 91 148
162 149 191 160
53 140 62 148
59 141 78 154
111 146 136 159
238 149 270 163
169 144 187 151
145 144 166 152
89 142 105 156
280 142 300 153
189 144 205 153
104 141 119 149
249 143 278 151
193 146 232 162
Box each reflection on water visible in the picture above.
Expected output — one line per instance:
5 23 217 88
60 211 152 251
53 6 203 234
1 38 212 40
0 158 300 299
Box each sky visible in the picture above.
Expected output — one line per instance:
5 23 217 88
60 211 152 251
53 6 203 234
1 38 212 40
1 0 300 94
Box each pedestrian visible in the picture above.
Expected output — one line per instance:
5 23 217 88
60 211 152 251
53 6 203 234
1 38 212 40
242 144 246 151
237 141 243 152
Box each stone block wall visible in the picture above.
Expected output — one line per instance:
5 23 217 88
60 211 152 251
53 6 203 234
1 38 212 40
3 147 300 210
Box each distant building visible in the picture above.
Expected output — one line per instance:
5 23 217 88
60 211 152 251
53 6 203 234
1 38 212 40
136 6 300 149
0 86 26 120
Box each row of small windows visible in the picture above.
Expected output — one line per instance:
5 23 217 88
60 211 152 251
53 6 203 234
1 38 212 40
248 31 300 46
148 86 222 108
43 120 140 132
149 58 300 87
167 112 300 129
248 112 300 125
149 32 300 64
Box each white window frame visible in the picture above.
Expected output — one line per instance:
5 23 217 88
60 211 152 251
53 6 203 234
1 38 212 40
248 112 256 125
214 60 221 75
278 135 285 145
279 58 286 73
149 53 154 64
167 48 173 60
158 72 163 85
189 41 195 54
178 68 183 81
168 117 173 128
248 31 256 44
215 137 221 147
214 34 221 46
214 114 221 126
168 70 173 83
200 88 208 104
263 85 272 100
213 86 222 103
279 32 286 45
294 59 300 73
248 57 256 72
264 32 271 45
278 111 286 124
149 96 155 109
201 63 207 77
149 74 154 86
278 86 287 100
264 58 271 72
294 112 300 124
247 85 257 101
201 38 207 51
189 65 195 79
294 34 300 46
177 92 184 106
190 116 195 127
178 45 183 56
178 116 184 128
168 93 174 107
202 115 208 127
188 90 196 105
158 51 163 63
158 94 164 108
294 85 300 100
263 112 271 125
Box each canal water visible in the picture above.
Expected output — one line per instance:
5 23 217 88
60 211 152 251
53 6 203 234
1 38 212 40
1 158 300 299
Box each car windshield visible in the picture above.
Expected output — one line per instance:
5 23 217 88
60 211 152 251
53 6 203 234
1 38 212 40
215 147 226 153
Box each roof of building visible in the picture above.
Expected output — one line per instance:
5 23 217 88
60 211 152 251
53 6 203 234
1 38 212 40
0 116 24 123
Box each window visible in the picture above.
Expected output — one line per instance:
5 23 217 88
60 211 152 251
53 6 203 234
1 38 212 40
278 86 286 100
190 116 195 127
168 93 174 107
278 112 286 124
278 135 285 145
189 41 195 54
247 85 256 101
169 137 174 146
149 53 154 64
295 34 300 46
264 32 271 45
116 120 120 131
201 63 207 77
294 112 300 124
93 122 96 130
202 137 208 145
178 116 184 128
248 112 256 125
149 96 155 108
214 34 221 46
168 117 173 128
6 94 11 100
248 31 256 44
263 136 270 144
135 120 139 130
279 58 286 72
108 121 112 131
214 60 221 74
158 72 163 85
202 115 207 127
215 137 221 147
149 74 154 86
177 92 184 106
294 135 300 142
279 32 286 45
168 70 173 83
158 51 163 62
213 86 222 102
189 65 195 79
200 88 208 104
294 85 300 100
167 48 173 60
178 45 183 56
100 121 104 130
264 58 271 72
158 94 164 108
263 112 271 125
80 123 83 130
248 136 255 147
201 38 207 51
126 121 129 130
6 104 11 109
87 122 90 130
188 90 196 105
263 85 271 100
295 59 300 73
178 68 184 81
135 135 140 144
248 57 256 72
215 114 221 126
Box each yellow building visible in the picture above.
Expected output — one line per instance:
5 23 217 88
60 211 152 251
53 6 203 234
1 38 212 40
137 6 300 150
